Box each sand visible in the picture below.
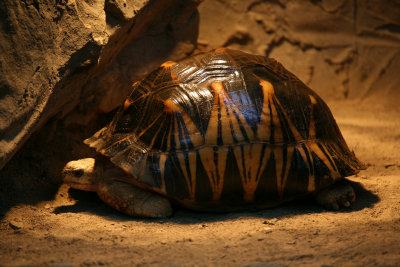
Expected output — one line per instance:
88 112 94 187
0 99 399 266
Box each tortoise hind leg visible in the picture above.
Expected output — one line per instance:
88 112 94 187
97 181 172 218
315 180 356 210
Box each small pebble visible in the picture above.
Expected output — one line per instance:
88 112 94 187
9 221 23 230
384 163 395 168
262 219 277 225
263 227 273 233
44 204 51 209
257 238 264 241
287 241 296 245
161 240 167 245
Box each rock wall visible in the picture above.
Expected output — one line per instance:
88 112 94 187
198 0 400 102
0 0 201 169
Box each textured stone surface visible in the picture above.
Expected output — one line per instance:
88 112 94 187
198 0 400 102
0 0 201 169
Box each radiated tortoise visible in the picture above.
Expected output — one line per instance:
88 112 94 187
62 48 363 218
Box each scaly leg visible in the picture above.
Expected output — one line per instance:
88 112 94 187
315 180 356 210
97 181 172 218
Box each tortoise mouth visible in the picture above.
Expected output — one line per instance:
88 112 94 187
65 181 98 192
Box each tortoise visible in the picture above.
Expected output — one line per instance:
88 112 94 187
62 48 364 218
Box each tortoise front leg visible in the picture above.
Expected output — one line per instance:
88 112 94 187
97 181 172 218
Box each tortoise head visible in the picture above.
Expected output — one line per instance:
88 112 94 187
62 158 101 191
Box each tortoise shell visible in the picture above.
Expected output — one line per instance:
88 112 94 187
85 48 363 210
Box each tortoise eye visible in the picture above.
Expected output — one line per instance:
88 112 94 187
72 169 84 178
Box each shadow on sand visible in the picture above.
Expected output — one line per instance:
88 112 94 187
52 180 379 224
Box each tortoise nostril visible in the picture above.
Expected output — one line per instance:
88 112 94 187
72 169 84 178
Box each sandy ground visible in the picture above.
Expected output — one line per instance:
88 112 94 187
0 99 399 266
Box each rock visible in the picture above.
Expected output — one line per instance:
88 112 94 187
0 0 202 170
105 0 144 22
198 0 400 102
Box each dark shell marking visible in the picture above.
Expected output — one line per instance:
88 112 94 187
85 48 363 209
